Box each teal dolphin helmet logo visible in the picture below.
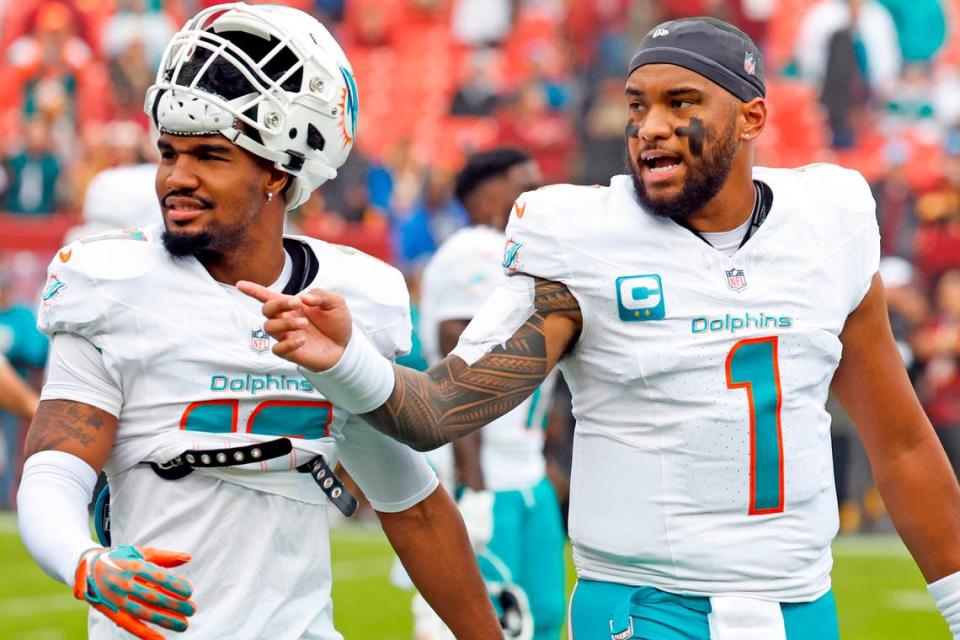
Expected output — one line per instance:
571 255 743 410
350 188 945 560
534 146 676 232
502 240 523 271
340 66 359 143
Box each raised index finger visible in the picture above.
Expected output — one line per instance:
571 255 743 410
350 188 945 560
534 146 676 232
236 280 279 303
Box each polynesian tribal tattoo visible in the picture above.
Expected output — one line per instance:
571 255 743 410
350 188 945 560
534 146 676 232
362 278 581 451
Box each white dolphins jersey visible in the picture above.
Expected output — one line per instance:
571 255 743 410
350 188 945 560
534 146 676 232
37 223 438 639
453 164 880 601
419 226 555 493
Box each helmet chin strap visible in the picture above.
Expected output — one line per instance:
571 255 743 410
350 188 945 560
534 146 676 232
221 126 293 168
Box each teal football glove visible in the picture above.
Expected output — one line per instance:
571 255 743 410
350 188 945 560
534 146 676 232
73 546 195 640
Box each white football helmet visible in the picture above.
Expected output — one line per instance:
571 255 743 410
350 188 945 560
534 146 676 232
144 2 358 211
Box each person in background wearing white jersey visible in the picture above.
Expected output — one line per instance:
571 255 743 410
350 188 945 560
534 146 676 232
417 148 566 639
243 16 960 640
16 4 500 639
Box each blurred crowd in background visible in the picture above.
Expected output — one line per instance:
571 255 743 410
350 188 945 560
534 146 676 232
1 0 960 534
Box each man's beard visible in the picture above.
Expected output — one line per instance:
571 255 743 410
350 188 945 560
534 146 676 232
628 118 738 220
162 219 248 259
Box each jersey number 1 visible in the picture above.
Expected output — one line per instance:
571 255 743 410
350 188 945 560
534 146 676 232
725 336 784 515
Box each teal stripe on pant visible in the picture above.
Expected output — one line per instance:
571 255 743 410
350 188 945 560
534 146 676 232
482 477 566 640
570 579 839 640
783 591 839 640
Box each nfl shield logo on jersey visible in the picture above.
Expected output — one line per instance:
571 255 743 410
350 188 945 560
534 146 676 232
725 268 748 291
250 329 272 354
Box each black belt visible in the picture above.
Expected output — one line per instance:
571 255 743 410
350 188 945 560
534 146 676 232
147 437 358 516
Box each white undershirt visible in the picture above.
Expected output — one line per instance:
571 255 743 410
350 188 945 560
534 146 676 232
700 215 753 257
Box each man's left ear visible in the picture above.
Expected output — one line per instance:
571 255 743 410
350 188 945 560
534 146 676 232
740 98 766 141
266 166 290 199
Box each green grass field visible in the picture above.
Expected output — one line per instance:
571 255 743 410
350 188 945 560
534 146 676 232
0 513 948 639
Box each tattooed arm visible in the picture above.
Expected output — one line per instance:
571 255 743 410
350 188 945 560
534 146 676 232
17 335 121 586
23 399 118 471
369 279 580 449
239 277 582 451
438 319 485 490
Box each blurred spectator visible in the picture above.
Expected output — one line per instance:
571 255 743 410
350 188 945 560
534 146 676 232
4 118 61 215
497 83 575 182
0 263 47 508
451 0 515 46
6 2 94 123
582 77 628 185
881 256 928 373
795 0 900 143
66 120 150 212
872 141 918 259
320 149 371 223
313 0 345 23
565 0 630 77
378 139 430 218
727 0 775 48
450 48 504 117
886 63 936 123
876 0 945 64
820 27 869 148
914 135 960 284
32 77 75 160
0 352 38 510
352 0 392 47
913 270 960 478
933 67 960 131
395 168 467 269
102 0 175 69
528 41 574 113
796 0 901 92
109 38 155 124
339 179 387 226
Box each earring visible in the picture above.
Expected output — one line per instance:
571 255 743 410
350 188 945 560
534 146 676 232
266 192 274 203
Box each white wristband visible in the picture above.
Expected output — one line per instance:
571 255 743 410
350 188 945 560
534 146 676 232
298 325 396 415
929 570 960 638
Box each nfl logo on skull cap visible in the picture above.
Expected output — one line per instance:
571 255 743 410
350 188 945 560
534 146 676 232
744 52 756 76
726 268 748 291
250 329 272 354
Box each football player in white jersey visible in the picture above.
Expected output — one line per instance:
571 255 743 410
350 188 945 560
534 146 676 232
244 17 960 640
16 4 500 640
418 148 566 640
